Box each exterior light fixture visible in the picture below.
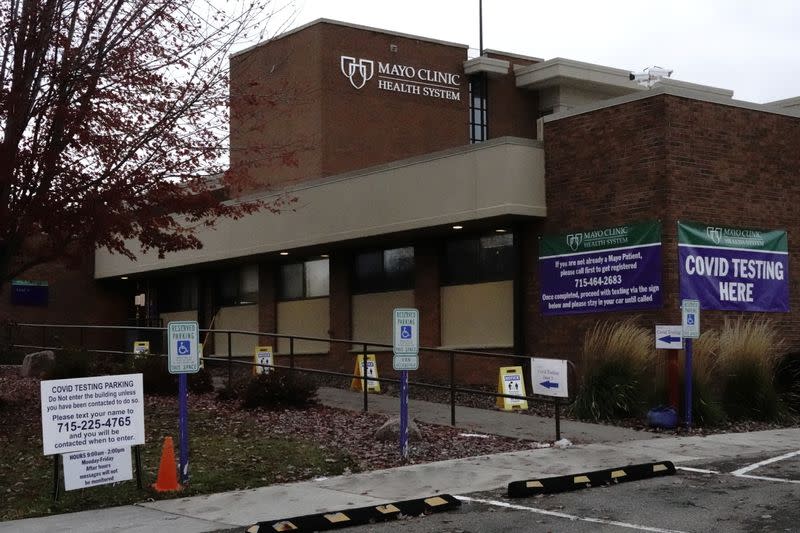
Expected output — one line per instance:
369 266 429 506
279 252 289 256
496 229 507 233
452 225 463 230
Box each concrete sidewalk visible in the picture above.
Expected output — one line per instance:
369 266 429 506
4 389 796 532
317 387 657 443
5 427 800 532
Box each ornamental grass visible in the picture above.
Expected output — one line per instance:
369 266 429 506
684 330 726 426
717 317 784 422
572 318 654 422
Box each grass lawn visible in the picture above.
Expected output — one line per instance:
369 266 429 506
0 381 356 521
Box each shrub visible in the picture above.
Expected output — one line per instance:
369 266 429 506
717 317 784 422
242 369 319 409
133 355 176 395
571 318 653 421
189 368 215 394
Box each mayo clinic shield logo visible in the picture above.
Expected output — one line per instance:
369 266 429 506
340 56 374 89
566 233 583 251
706 226 722 244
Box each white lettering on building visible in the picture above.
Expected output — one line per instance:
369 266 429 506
341 55 461 101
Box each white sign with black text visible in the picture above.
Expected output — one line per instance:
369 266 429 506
40 374 145 455
62 446 132 490
531 358 569 398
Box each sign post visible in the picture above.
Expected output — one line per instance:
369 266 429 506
531 358 568 440
655 325 683 409
393 308 419 460
681 300 700 428
167 321 199 485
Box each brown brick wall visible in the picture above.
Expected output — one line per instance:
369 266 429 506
319 24 468 177
533 94 800 361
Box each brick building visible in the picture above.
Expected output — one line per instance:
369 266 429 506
7 19 799 383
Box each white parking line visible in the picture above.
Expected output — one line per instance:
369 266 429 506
455 495 689 533
734 473 800 484
675 466 720 474
730 449 800 476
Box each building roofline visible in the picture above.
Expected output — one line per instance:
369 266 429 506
542 80 800 124
483 48 543 63
231 18 468 59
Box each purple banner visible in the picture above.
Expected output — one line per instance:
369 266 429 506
540 245 662 315
679 247 789 312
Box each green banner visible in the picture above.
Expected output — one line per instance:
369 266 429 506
540 221 661 257
677 221 787 252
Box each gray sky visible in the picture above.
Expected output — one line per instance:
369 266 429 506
263 0 800 103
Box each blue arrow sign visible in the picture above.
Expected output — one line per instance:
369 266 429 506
540 380 559 389
658 335 681 344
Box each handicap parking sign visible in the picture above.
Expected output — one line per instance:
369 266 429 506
400 325 412 339
177 340 191 356
687 314 695 325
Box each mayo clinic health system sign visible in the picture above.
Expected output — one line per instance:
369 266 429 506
539 221 662 315
340 55 461 101
678 221 789 312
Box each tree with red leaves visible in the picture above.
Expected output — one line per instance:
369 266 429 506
0 0 294 285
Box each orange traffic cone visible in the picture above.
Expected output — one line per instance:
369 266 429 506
152 436 182 492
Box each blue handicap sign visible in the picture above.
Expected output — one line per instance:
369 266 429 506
177 340 191 356
687 314 695 325
400 325 412 339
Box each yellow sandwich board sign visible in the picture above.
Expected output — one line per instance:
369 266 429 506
253 346 274 375
351 354 381 392
497 366 528 410
133 341 150 355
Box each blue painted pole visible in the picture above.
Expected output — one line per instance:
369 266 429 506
684 338 693 428
178 373 189 484
399 370 409 460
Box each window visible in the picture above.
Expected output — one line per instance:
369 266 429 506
159 276 198 312
354 247 414 293
279 259 329 300
216 265 259 306
469 74 488 143
442 233 514 285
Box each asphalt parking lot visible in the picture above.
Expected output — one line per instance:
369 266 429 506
337 450 800 532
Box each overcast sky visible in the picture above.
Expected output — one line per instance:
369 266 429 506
261 0 800 104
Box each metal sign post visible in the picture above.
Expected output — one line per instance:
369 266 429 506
167 321 199 485
681 300 700 428
393 308 419 460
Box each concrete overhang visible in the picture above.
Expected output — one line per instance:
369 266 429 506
95 137 546 279
463 56 510 78
515 57 644 96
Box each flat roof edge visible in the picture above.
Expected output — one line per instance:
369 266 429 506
231 18 468 59
542 84 800 124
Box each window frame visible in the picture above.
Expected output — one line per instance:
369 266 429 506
441 232 515 286
278 258 330 301
352 246 415 294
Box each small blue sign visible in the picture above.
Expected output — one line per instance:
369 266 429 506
400 325 412 339
177 340 191 356
687 314 695 325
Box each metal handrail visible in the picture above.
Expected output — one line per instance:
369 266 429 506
6 321 575 438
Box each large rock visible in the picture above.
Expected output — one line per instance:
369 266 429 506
374 415 423 442
21 350 55 378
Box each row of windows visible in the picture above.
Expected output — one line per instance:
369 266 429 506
157 234 515 311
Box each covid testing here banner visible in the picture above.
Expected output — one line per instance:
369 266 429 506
539 221 662 315
678 221 789 312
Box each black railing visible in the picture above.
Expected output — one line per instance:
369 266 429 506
6 322 576 438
